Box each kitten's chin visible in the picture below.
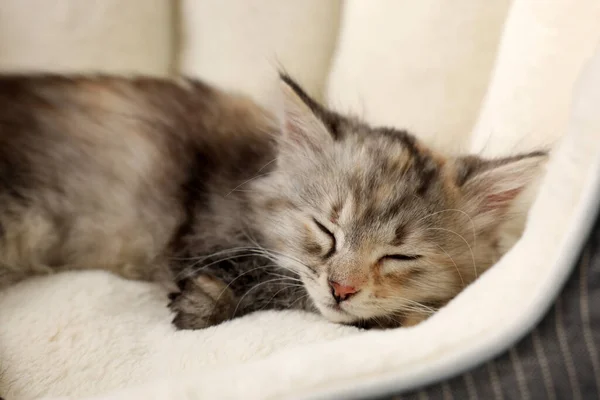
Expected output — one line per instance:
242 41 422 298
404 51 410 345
314 302 358 324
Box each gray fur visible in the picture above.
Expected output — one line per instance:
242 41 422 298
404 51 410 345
0 73 546 330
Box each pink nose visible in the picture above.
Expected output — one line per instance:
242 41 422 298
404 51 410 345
329 280 358 303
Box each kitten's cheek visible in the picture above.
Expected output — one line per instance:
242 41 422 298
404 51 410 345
402 312 429 327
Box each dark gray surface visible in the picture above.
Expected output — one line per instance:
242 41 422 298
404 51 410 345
379 213 600 400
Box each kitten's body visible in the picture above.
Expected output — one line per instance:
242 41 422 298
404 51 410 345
0 75 307 319
0 74 545 329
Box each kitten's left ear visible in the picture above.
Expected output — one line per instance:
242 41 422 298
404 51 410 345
277 74 334 152
453 151 548 217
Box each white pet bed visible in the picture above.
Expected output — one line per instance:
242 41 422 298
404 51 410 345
1 1 600 399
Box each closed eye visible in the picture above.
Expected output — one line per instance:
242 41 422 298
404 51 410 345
312 218 336 258
382 254 422 262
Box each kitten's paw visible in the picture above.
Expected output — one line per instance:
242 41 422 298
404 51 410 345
168 274 235 330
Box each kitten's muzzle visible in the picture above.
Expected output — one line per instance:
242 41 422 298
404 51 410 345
328 280 358 303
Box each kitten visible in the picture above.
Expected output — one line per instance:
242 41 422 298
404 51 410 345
0 73 546 330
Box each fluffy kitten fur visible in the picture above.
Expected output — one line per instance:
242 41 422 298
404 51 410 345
0 73 546 329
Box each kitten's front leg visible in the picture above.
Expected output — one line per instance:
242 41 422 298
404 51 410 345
168 274 236 330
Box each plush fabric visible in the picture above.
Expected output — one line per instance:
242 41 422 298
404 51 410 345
470 0 600 156
326 0 511 155
468 0 600 251
399 208 600 400
178 0 341 109
0 0 173 75
1 1 600 399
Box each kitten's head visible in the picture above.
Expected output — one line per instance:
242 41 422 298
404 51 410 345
252 75 546 328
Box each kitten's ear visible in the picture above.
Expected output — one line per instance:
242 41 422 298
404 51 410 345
277 74 333 152
452 151 548 218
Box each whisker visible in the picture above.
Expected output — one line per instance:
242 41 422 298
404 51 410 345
238 248 309 278
288 293 311 310
392 241 464 289
371 304 406 327
209 269 301 320
426 227 478 279
225 171 281 197
256 157 279 173
170 246 263 262
247 246 308 270
434 243 465 288
232 278 298 317
416 208 477 250
176 251 270 280
175 245 309 281
259 285 305 311
240 230 317 276
266 272 303 282
378 297 437 314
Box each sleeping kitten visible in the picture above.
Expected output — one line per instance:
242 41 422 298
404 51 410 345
0 73 546 329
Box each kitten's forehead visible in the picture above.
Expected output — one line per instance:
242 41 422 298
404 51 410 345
343 127 441 206
326 126 446 246
277 107 448 237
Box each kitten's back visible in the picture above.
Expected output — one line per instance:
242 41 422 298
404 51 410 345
0 75 276 287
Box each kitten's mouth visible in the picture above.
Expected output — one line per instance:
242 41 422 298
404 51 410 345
325 302 354 317
311 297 358 323
328 303 345 313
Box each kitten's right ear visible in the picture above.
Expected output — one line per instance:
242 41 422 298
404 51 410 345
452 151 548 224
277 74 333 152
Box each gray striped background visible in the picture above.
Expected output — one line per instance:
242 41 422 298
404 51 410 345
379 214 600 400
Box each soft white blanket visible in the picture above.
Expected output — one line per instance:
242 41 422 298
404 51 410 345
1 1 600 399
